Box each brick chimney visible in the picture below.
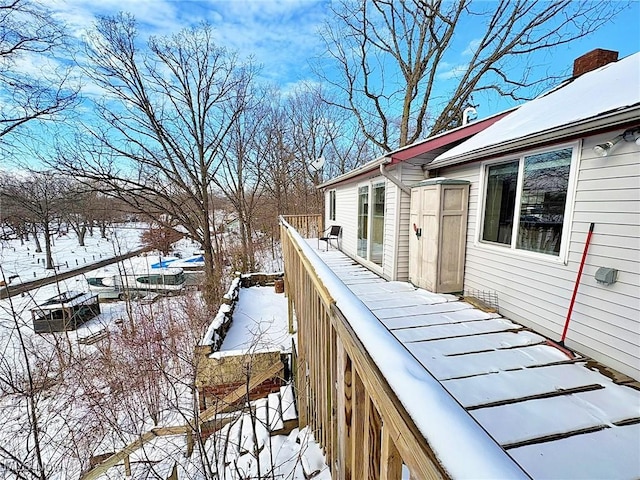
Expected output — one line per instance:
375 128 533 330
573 48 619 77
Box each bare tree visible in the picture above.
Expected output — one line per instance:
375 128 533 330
318 0 630 151
140 223 183 256
0 0 78 142
285 83 371 211
214 83 274 272
56 14 256 307
0 171 67 270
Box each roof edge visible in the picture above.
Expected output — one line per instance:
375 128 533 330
318 107 518 189
428 105 640 169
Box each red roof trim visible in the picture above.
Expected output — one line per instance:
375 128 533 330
389 112 511 164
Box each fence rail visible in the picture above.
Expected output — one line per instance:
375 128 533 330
280 215 446 480
280 214 323 239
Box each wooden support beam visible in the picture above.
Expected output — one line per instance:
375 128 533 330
331 304 446 480
365 398 382 480
336 339 352 480
286 275 294 334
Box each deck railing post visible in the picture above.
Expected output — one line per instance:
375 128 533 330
381 425 402 480
351 372 366 478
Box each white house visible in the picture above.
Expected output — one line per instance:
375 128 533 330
321 49 640 381
318 109 512 281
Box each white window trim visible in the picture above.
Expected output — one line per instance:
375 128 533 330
356 180 386 267
475 141 581 265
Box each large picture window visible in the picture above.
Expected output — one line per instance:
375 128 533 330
481 147 573 256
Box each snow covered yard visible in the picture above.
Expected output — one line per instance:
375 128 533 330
0 227 213 478
0 224 145 284
0 282 205 478
0 220 329 479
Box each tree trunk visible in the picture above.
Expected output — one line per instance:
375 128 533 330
44 223 54 270
32 224 42 253
77 224 87 246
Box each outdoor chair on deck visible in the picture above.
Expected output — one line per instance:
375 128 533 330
319 225 342 251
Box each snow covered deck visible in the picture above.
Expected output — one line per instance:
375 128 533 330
280 216 640 479
318 247 640 478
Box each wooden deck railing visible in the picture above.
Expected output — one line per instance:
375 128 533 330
280 214 323 239
280 216 447 480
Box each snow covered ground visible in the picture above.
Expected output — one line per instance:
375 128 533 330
0 224 145 284
0 226 330 479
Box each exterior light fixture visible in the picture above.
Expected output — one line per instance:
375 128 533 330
622 127 640 146
593 126 640 157
593 135 623 157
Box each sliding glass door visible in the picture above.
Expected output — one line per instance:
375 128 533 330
357 182 385 266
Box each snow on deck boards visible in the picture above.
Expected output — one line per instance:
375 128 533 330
409 330 545 356
471 386 640 446
443 363 615 408
311 244 640 478
372 301 472 319
509 423 640 480
392 317 521 342
409 344 572 380
362 291 449 309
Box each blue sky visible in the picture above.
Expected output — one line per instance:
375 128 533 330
45 0 640 96
7 0 640 152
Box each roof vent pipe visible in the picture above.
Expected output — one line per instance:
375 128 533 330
462 107 477 126
380 161 411 195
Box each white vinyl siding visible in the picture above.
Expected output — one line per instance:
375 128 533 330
395 163 425 281
383 182 397 280
440 129 640 380
324 165 419 281
326 182 358 257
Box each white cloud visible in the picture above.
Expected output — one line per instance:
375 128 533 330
45 0 329 87
437 63 468 80
203 0 328 84
50 0 181 38
462 38 481 57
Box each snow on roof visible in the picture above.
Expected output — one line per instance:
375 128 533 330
36 290 96 308
433 51 640 166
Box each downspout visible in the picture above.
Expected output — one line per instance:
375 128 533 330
379 160 411 195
